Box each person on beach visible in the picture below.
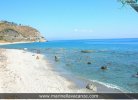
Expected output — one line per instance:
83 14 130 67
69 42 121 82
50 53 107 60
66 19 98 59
36 56 39 60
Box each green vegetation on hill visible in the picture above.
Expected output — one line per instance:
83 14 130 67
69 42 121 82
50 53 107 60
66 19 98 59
0 20 46 42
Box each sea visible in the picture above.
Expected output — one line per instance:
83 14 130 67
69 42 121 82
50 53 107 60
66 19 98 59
0 38 138 93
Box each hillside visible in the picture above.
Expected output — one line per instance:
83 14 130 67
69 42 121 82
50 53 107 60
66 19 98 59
0 21 46 42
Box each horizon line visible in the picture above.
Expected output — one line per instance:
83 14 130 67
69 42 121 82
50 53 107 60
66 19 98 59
48 38 138 41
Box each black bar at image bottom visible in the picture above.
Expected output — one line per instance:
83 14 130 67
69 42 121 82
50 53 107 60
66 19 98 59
0 93 137 99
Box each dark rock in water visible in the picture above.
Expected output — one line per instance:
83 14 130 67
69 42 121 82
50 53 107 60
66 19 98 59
133 74 138 78
55 56 59 62
81 50 93 53
87 62 91 64
133 72 138 78
86 83 97 91
66 64 70 66
101 66 107 70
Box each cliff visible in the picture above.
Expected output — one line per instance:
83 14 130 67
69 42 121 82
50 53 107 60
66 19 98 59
0 21 46 42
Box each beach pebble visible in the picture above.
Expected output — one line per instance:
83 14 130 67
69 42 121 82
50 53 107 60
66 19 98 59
86 83 97 92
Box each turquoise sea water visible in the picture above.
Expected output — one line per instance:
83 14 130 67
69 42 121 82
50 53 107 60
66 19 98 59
0 38 138 93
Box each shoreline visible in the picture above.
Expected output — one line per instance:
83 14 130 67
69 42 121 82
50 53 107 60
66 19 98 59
43 54 125 93
0 41 36 45
0 48 90 93
54 67 125 93
0 48 127 93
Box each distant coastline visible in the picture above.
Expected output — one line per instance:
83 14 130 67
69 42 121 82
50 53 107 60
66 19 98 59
0 20 47 43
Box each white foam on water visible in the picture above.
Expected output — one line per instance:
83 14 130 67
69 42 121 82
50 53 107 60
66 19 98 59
90 79 130 93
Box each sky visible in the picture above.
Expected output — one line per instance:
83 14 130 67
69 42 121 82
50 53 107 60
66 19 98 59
0 0 138 40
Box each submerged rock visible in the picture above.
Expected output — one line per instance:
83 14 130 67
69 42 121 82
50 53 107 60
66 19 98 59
86 83 97 92
101 66 108 70
87 62 91 64
133 74 138 78
66 64 70 66
81 50 93 53
133 72 138 78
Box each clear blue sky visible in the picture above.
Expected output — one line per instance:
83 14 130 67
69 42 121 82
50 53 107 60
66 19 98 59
0 0 138 40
